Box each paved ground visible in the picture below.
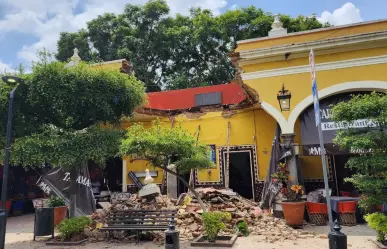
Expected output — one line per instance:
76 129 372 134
5 214 377 249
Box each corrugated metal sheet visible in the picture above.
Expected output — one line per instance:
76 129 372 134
195 92 222 107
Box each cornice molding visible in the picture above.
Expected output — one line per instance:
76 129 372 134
242 55 387 80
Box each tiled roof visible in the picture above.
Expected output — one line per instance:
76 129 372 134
144 83 246 111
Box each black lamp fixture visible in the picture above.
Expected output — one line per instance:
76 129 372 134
1 76 23 86
277 83 291 111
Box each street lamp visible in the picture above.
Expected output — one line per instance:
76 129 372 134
277 84 291 111
0 75 24 249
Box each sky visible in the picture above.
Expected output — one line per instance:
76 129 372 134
0 0 386 73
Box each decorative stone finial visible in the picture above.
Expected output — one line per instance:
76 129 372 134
65 48 81 68
268 14 288 38
144 169 154 185
71 48 81 63
271 14 283 30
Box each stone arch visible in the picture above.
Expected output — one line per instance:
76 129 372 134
287 81 387 134
260 101 292 134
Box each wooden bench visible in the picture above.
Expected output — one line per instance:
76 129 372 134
100 209 177 241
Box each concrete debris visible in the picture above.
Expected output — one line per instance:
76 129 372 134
90 188 314 243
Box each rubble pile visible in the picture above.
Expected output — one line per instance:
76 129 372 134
89 188 316 243
176 188 315 242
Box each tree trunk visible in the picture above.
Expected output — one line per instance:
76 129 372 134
69 167 78 218
161 166 207 212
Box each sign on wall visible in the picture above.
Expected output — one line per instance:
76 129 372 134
208 145 216 164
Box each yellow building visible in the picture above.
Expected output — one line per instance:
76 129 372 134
234 17 387 198
93 18 387 201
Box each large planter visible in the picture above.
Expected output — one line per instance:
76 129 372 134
34 207 54 240
54 206 68 226
191 235 238 247
281 201 306 227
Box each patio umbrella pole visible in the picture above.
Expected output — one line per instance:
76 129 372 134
332 155 339 196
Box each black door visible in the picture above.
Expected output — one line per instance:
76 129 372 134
227 152 253 199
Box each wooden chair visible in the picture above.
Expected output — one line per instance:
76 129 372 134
338 201 357 226
306 202 328 226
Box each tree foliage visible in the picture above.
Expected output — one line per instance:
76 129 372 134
56 0 329 91
365 213 387 242
332 92 387 211
120 120 213 173
0 58 145 170
120 120 214 211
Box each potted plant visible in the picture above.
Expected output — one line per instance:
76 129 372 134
365 213 387 246
270 162 291 218
47 216 92 245
47 196 68 226
281 184 306 227
235 220 249 237
191 211 237 247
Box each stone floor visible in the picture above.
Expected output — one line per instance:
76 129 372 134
4 214 377 249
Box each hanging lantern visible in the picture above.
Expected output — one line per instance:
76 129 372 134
277 84 291 111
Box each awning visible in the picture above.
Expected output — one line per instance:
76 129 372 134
300 91 371 156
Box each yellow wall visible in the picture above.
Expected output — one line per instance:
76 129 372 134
300 156 323 179
244 49 387 120
254 110 276 180
236 20 387 52
90 61 123 71
121 109 278 185
236 21 387 181
243 47 387 73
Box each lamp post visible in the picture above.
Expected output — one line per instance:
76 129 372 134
0 76 24 249
277 84 291 111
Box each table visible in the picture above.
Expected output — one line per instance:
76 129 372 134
329 196 360 213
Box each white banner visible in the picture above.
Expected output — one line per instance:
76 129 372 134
321 119 377 131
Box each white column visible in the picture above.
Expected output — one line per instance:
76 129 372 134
167 164 178 199
122 158 127 192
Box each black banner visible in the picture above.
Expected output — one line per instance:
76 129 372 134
37 166 96 216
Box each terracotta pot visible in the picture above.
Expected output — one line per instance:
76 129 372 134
281 201 306 227
54 206 68 226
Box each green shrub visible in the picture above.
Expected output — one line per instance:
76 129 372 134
202 212 231 242
58 216 92 241
236 220 249 236
365 213 387 242
47 196 65 208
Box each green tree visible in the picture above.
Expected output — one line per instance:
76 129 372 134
56 30 96 62
0 59 145 216
120 121 214 211
332 92 387 211
55 0 329 91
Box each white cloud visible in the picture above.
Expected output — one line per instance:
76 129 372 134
0 60 15 73
230 4 238 10
318 2 363 26
0 0 228 63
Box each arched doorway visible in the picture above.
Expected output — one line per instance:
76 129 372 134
297 90 385 195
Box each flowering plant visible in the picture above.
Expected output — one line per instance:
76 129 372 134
271 162 291 184
286 184 305 202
